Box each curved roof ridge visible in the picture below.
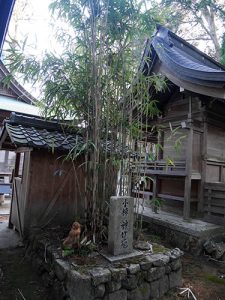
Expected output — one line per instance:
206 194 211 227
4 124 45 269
139 25 225 99
152 36 225 81
156 24 225 71
0 60 36 104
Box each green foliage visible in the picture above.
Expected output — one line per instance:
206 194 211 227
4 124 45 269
152 243 168 253
162 0 225 60
205 274 225 285
5 0 170 241
142 100 160 118
62 248 74 257
174 135 186 154
167 123 187 154
149 197 164 209
165 157 175 167
143 175 155 185
220 33 225 66
128 122 143 139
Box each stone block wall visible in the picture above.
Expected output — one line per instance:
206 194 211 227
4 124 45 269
26 238 183 300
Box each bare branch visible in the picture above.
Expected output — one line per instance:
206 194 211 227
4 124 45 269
185 38 211 41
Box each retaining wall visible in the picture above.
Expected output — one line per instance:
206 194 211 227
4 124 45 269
26 237 183 300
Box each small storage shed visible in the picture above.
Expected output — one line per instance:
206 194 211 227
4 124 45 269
132 25 225 225
0 113 86 237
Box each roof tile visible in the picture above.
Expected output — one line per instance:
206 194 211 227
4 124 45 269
5 123 83 151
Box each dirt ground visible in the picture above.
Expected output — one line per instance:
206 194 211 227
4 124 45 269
0 247 53 300
1 247 225 300
0 214 52 300
164 253 225 300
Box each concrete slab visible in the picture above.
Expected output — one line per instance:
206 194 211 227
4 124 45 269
101 249 143 262
139 206 224 238
0 221 21 249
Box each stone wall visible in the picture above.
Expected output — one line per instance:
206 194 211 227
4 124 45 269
26 237 183 300
141 211 225 255
203 234 225 261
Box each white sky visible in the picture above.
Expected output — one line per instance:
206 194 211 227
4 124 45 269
3 0 73 67
5 0 55 56
3 0 63 97
6 0 223 57
2 0 224 98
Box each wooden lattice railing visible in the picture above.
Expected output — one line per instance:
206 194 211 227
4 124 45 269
204 182 225 225
132 160 186 176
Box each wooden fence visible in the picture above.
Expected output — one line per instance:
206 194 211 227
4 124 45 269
132 160 186 176
204 182 225 225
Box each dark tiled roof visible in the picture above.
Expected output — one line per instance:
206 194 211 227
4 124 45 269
5 123 83 151
152 34 225 84
139 25 225 99
2 113 84 152
1 113 135 156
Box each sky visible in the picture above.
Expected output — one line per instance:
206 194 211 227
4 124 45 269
2 0 224 98
3 0 62 97
6 0 223 58
4 0 54 57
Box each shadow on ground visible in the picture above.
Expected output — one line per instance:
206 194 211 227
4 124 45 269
0 217 52 300
0 247 52 300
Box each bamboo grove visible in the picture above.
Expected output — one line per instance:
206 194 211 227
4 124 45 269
4 0 192 241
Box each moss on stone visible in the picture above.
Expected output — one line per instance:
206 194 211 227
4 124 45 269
205 274 225 285
152 243 168 253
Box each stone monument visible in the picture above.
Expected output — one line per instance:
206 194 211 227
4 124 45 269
108 196 134 256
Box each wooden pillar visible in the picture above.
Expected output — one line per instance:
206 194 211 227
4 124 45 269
198 115 207 214
4 150 9 166
183 96 193 220
14 153 21 177
152 175 158 213
158 130 164 160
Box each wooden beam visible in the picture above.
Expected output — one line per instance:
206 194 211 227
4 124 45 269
152 175 158 213
160 64 225 99
14 153 20 177
158 193 184 202
198 114 207 214
13 179 23 238
183 96 193 220
0 129 8 148
16 147 33 153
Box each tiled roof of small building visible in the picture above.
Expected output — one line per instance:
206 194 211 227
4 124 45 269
5 123 83 151
1 113 84 152
0 113 134 157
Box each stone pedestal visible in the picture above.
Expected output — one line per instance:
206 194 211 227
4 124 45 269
108 196 134 256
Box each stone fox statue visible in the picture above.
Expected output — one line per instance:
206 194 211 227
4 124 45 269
63 221 81 249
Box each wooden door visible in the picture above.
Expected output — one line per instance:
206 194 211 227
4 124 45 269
10 177 23 235
9 150 31 236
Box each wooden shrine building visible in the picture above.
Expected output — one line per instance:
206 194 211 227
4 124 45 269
0 0 38 196
0 113 86 237
132 25 225 225
0 60 40 194
0 60 39 197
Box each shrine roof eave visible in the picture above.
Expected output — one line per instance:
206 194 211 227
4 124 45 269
140 25 225 100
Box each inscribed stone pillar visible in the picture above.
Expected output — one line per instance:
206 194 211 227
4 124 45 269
108 196 134 256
